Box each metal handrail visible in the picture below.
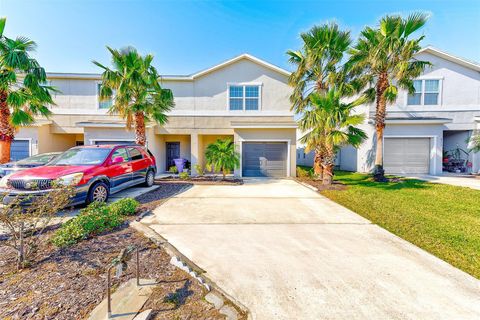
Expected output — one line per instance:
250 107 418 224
106 246 140 319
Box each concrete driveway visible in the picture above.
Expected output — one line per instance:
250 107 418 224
141 179 480 319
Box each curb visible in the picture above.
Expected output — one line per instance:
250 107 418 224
130 221 250 320
294 179 319 192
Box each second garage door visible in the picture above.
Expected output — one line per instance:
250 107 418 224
384 138 430 174
242 142 287 177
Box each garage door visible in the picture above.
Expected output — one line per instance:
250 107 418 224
384 138 430 174
10 140 30 161
242 142 288 177
94 140 135 145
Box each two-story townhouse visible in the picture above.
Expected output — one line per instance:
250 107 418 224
12 54 297 177
295 46 479 176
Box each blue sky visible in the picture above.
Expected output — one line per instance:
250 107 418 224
1 0 479 74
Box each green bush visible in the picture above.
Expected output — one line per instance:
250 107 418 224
179 171 189 180
169 166 178 174
51 201 124 247
296 166 311 178
109 198 139 216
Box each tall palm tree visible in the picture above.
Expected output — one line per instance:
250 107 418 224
205 138 240 180
300 87 367 185
93 46 174 145
348 13 430 181
0 18 54 163
287 23 351 177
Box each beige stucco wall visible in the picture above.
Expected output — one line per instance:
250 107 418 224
162 59 292 115
233 128 297 177
197 134 234 169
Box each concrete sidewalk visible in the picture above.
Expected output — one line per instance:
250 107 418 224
406 174 480 190
141 179 480 320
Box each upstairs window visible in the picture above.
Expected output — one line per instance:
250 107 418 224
228 84 260 111
407 79 440 105
97 83 114 109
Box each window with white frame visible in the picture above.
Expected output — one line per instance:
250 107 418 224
228 84 260 111
407 79 440 105
97 83 114 109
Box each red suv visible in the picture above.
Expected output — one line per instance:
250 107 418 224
0 145 156 205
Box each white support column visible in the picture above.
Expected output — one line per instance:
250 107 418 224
190 133 199 175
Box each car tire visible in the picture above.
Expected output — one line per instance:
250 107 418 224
144 170 155 187
86 181 109 205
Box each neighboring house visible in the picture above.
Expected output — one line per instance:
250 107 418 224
297 47 480 175
14 54 297 177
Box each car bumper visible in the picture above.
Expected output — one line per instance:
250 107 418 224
0 184 90 206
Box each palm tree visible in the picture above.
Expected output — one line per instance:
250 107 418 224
0 18 54 163
300 87 367 185
205 138 240 180
93 46 174 145
348 13 430 181
287 23 351 178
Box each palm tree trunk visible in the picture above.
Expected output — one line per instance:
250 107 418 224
0 90 14 164
322 144 335 185
373 73 389 182
313 149 323 180
134 111 146 146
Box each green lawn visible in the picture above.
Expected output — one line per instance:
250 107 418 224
309 169 480 279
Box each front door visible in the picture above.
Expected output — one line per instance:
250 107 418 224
166 142 180 170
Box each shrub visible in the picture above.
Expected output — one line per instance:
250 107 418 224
194 164 204 176
179 171 190 180
169 166 178 174
51 201 124 247
296 166 310 178
109 198 139 216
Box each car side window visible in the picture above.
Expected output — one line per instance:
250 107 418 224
127 147 143 161
111 148 129 163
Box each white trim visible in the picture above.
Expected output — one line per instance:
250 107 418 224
384 119 451 124
237 138 291 178
417 46 480 72
405 78 442 107
231 125 298 129
12 138 33 158
383 135 438 175
167 110 293 117
227 83 263 112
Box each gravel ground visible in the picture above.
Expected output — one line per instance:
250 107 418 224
136 182 193 211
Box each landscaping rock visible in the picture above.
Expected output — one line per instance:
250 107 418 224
205 292 224 309
220 305 239 320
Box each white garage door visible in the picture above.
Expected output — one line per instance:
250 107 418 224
10 140 30 161
384 138 430 174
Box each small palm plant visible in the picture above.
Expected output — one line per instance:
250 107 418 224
0 18 55 163
93 46 174 146
205 138 240 180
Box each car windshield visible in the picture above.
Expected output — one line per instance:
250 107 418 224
50 148 111 166
16 153 60 165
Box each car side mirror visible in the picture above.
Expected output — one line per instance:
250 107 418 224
112 156 124 164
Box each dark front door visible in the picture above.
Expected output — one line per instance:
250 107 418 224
166 142 180 170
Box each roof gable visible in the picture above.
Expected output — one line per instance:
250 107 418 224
163 54 291 81
417 46 480 72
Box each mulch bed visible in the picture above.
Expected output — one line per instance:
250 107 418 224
157 176 243 185
297 178 347 191
0 188 228 319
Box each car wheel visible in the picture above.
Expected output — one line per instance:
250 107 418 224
144 170 155 187
86 181 109 204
